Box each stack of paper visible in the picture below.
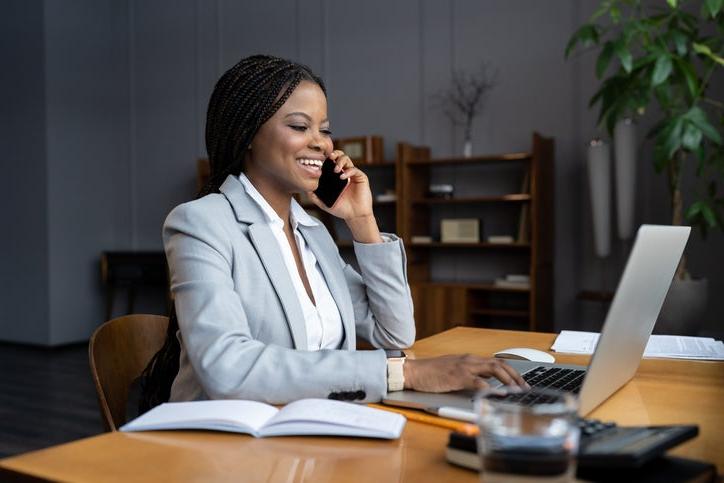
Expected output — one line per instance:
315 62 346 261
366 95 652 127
551 330 724 361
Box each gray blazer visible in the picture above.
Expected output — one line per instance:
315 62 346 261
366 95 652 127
165 174 415 404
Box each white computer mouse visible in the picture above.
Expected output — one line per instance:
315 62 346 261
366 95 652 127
494 347 556 364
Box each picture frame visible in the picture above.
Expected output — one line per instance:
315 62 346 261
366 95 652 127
333 136 384 164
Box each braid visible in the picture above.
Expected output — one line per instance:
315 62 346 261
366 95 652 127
139 55 325 413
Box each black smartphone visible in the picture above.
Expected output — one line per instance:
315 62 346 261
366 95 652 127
313 158 349 208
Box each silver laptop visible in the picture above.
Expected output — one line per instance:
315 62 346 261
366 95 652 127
384 225 691 416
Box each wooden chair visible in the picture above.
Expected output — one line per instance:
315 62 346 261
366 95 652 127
89 314 169 432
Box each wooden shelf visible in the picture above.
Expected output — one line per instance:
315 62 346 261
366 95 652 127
356 160 395 167
469 308 530 318
412 194 531 205
405 152 531 166
399 134 554 337
411 281 531 293
410 242 530 249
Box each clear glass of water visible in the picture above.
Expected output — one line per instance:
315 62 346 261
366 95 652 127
475 387 580 483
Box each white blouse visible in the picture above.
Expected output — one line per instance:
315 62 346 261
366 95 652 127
238 173 344 350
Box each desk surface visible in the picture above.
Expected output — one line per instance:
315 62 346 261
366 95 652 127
1 327 722 482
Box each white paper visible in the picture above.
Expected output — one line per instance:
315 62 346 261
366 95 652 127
260 399 405 438
120 400 278 435
551 330 724 361
120 399 406 439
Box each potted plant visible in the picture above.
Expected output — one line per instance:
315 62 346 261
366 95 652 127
432 62 497 157
565 0 723 334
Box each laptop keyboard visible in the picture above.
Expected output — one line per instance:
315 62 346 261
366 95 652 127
493 366 586 405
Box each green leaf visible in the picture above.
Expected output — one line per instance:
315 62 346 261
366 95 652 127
671 30 688 56
686 201 703 219
651 54 673 85
692 42 712 55
705 0 723 17
597 41 615 78
615 40 633 72
701 203 718 227
665 117 684 159
591 3 609 21
565 24 599 58
654 117 684 168
685 106 723 144
610 5 621 23
632 53 657 70
673 57 700 98
682 122 703 151
667 0 678 8
693 42 724 65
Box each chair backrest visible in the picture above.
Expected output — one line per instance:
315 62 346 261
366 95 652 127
89 314 169 431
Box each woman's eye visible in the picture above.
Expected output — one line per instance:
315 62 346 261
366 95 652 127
321 129 333 136
290 125 307 132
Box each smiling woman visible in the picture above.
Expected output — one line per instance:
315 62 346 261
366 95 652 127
139 55 526 413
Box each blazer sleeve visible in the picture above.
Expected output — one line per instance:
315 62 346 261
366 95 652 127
164 202 388 404
344 234 416 349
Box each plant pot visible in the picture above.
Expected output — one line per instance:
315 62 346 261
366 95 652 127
463 139 473 158
654 278 708 336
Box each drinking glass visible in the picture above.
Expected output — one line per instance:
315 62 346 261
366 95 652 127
475 387 580 483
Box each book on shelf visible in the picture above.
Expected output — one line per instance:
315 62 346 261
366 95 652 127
487 235 515 244
411 235 433 244
504 274 530 283
493 276 531 289
120 399 405 439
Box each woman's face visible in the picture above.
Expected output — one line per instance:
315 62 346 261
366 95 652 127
245 80 333 195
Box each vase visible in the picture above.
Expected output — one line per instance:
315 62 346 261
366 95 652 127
614 118 637 240
654 278 708 335
463 138 473 158
587 139 611 258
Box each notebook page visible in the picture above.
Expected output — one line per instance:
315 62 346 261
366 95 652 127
260 399 405 438
120 400 278 434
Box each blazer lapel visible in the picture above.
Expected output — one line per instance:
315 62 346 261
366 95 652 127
299 225 356 350
248 223 308 350
219 175 309 350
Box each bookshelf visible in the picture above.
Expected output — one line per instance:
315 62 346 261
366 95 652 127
397 133 554 337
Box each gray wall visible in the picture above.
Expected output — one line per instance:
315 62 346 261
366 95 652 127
44 0 133 344
0 0 49 344
2 0 721 344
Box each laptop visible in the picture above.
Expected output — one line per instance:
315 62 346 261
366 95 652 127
384 225 691 416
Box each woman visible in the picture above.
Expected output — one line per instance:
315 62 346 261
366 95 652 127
141 55 525 409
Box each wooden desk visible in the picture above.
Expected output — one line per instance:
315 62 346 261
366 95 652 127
1 327 722 482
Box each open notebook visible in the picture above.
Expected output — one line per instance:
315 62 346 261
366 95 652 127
120 399 405 439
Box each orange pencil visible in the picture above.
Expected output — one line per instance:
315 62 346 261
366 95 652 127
368 403 479 436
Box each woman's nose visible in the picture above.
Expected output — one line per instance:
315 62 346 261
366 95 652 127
308 132 326 152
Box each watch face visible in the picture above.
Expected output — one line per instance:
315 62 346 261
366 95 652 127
385 350 406 358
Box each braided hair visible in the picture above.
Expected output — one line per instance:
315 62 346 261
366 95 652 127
139 55 326 413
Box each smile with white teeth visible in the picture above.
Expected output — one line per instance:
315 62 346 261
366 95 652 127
297 158 323 169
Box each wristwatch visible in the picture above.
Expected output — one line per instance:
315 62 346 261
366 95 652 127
386 354 406 392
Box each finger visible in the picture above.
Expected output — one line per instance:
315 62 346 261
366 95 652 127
489 363 518 387
499 362 529 389
340 167 364 180
472 377 490 391
335 155 353 173
329 150 345 164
